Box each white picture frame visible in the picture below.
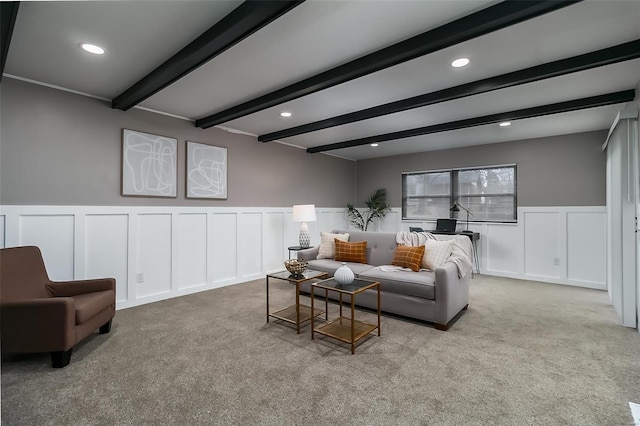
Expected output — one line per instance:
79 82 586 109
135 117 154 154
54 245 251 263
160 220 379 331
186 141 228 200
121 129 177 198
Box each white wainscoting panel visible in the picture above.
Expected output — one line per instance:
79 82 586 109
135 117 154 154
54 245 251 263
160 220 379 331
0 205 606 310
19 215 75 280
210 213 238 284
283 211 298 254
523 211 561 279
484 224 520 275
177 213 207 290
333 211 349 232
379 209 401 233
238 212 263 278
263 212 284 273
317 211 336 234
85 214 129 303
401 206 606 289
567 211 607 286
136 214 172 298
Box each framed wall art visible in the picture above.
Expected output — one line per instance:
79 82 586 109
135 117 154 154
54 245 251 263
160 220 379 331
121 129 177 198
186 141 227 199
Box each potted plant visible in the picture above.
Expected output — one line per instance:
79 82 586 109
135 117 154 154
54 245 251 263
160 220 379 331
347 188 391 231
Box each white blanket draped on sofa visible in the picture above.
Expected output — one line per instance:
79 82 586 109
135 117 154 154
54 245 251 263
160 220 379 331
396 231 473 278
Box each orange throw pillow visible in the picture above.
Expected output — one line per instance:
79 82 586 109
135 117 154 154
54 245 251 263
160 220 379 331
391 244 425 272
334 239 367 264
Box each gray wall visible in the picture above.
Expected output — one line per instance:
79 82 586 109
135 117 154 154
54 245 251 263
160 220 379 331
0 78 355 207
356 131 607 207
1 78 608 209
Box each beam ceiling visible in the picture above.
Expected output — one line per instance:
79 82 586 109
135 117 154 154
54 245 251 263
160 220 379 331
195 0 581 129
307 90 636 153
260 40 640 142
0 2 20 82
112 0 304 111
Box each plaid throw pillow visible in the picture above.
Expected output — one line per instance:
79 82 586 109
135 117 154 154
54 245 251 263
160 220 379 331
334 239 367 263
391 244 425 272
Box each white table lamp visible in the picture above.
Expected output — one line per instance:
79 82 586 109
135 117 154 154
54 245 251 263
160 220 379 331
293 204 316 248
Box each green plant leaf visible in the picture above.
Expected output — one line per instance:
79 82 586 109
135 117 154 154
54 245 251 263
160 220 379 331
347 188 391 231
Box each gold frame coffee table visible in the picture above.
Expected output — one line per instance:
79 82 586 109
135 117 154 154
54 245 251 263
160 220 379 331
266 270 329 333
311 277 381 354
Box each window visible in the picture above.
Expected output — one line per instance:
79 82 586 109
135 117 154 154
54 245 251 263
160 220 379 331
402 165 517 222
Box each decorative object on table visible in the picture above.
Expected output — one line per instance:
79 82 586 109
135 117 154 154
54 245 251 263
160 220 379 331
334 262 355 285
347 188 391 231
121 129 177 197
450 201 473 232
284 259 308 277
292 204 316 248
186 141 227 199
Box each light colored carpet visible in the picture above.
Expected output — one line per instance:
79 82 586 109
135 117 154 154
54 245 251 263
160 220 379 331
2 275 639 425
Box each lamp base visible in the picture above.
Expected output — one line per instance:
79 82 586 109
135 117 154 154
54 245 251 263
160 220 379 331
299 222 310 248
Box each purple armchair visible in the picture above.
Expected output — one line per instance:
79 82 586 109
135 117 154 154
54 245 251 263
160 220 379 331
0 246 115 367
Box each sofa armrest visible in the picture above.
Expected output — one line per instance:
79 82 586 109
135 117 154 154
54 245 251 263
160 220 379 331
47 278 115 297
297 246 319 261
434 262 470 327
0 298 76 352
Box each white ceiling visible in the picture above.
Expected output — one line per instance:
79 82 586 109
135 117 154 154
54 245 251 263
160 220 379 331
4 0 640 161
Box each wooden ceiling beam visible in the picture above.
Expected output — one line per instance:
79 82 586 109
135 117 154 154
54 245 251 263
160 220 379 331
1 2 20 82
195 0 581 129
112 1 304 111
307 90 636 153
261 40 640 142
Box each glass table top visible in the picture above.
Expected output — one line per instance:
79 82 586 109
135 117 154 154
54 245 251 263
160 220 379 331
311 278 379 294
267 269 328 283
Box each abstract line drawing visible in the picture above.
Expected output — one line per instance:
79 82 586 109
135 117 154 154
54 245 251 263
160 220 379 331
122 129 177 197
186 142 227 199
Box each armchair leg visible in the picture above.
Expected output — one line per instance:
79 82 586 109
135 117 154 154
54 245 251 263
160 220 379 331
99 319 112 334
51 349 72 368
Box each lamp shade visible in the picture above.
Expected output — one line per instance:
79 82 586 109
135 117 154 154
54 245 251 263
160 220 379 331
292 204 316 222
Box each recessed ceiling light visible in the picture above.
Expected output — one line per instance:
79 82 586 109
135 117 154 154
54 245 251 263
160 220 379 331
81 43 105 55
370 143 379 147
280 112 292 118
451 58 470 68
499 121 512 127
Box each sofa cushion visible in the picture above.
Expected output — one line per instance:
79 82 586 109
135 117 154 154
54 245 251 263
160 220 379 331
317 232 349 259
391 244 425 272
71 290 114 324
422 239 452 270
359 267 435 300
334 239 367 263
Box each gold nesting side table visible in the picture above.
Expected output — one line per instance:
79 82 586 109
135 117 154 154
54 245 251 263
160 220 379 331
266 270 328 334
311 277 381 354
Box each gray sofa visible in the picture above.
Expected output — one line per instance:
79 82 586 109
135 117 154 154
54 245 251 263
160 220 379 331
297 230 470 330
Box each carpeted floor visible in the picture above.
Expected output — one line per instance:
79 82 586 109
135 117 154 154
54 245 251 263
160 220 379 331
2 275 639 425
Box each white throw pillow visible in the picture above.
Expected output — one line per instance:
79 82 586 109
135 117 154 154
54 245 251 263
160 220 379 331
317 232 350 259
422 239 452 270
